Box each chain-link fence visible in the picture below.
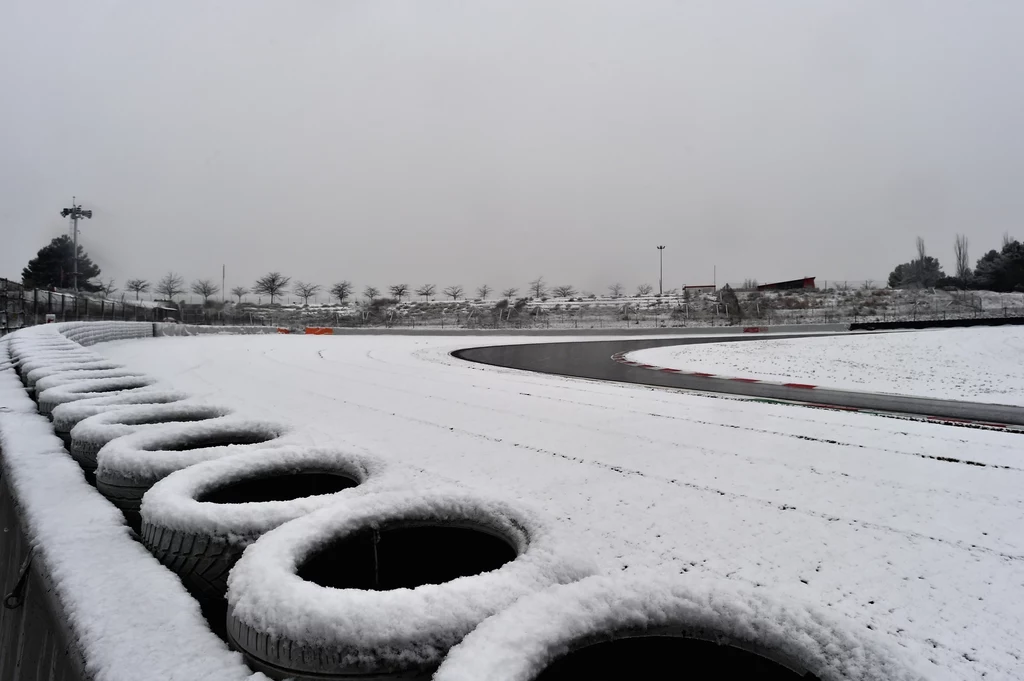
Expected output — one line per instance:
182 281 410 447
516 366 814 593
0 278 178 336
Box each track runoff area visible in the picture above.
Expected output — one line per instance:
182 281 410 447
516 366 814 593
453 333 1024 434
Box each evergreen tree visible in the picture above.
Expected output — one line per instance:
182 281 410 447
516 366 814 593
972 240 1024 292
21 235 101 291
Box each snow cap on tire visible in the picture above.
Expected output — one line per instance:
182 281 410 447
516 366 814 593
24 359 125 388
141 445 402 540
52 389 190 435
226 490 597 678
433 573 939 681
96 416 288 487
70 401 233 474
37 375 158 415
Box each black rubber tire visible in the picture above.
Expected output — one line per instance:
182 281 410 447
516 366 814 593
70 439 102 475
226 616 433 681
95 476 145 529
140 524 236 603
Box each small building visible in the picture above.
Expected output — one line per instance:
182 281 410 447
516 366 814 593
683 284 716 295
757 277 816 291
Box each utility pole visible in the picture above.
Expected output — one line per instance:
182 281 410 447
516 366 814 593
222 264 226 303
657 245 666 295
60 197 92 293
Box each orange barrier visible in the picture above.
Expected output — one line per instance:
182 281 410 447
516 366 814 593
305 327 334 335
277 328 290 334
742 327 764 333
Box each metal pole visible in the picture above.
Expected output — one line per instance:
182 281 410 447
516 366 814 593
71 197 79 293
657 245 665 296
222 264 226 303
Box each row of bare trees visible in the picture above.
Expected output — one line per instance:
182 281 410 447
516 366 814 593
118 271 664 307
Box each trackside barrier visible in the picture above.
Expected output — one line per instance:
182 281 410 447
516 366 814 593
304 327 334 335
850 316 1024 331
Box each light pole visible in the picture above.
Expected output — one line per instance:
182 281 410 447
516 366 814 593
656 245 666 295
60 197 92 293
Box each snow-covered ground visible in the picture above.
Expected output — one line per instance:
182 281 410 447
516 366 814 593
95 334 1024 679
626 327 1024 406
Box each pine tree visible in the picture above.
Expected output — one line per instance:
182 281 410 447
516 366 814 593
21 235 101 291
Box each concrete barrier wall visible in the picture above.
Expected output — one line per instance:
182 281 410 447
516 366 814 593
850 316 1024 331
0 471 88 681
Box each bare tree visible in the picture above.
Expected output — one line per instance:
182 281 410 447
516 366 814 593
443 284 464 301
230 286 249 303
330 281 353 304
125 278 150 300
253 272 291 305
476 284 492 300
363 285 380 301
608 283 624 298
415 284 436 301
552 285 576 298
742 278 759 290
389 284 410 301
528 277 547 298
98 278 118 298
501 287 518 300
954 234 970 288
636 283 654 296
156 272 185 301
860 280 875 290
191 278 220 303
294 281 322 305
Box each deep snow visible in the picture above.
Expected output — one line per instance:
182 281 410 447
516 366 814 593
625 327 1024 405
96 333 1024 679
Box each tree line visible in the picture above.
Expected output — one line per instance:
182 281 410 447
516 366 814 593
887 234 1024 292
18 240 669 306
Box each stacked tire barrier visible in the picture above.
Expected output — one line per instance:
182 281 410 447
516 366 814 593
0 322 937 681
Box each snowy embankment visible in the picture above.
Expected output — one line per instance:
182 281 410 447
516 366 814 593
96 333 1024 679
625 326 1024 406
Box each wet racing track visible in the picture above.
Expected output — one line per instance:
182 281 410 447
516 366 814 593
454 334 1024 429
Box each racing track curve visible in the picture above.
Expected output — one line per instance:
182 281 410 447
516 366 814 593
453 335 1024 429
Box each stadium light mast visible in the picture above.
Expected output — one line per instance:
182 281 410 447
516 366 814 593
656 245 666 295
60 197 93 293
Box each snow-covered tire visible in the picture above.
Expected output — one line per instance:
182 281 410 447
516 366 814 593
226 490 596 680
24 360 125 391
34 368 147 396
95 417 287 522
51 389 189 449
70 402 233 478
16 351 106 377
140 446 399 601
433 574 933 681
37 375 157 416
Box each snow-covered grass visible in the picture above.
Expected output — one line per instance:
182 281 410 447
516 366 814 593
97 333 1024 679
625 327 1024 405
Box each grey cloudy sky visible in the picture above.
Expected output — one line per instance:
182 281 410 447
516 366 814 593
3 1 1023 298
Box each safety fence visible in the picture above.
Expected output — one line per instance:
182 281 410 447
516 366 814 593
0 279 177 336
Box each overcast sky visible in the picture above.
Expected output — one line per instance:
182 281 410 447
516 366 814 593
2 1 1023 298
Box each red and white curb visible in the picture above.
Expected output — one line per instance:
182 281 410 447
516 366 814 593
609 351 1017 431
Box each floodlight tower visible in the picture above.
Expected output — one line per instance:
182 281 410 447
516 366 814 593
656 245 666 295
60 197 92 292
